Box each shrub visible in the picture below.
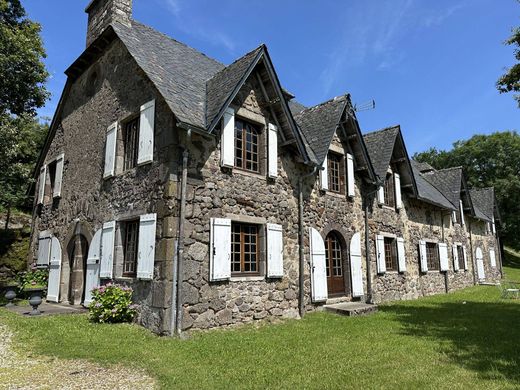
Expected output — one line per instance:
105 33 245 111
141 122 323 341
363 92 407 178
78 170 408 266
88 283 138 323
16 264 48 292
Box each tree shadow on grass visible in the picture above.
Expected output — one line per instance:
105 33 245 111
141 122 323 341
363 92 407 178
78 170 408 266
380 299 520 384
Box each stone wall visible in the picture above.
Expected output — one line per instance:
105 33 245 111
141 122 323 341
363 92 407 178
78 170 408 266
30 39 177 334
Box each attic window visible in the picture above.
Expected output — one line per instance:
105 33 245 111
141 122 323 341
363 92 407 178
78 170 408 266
327 152 344 194
234 119 259 173
383 173 395 208
123 116 140 170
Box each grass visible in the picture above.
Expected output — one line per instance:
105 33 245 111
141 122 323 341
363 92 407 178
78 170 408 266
1 252 520 389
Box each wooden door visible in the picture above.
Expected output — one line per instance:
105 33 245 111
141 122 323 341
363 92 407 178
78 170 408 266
325 233 345 296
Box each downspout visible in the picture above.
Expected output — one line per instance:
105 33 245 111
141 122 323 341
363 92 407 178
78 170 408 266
496 234 504 279
468 220 477 285
175 130 191 335
298 165 318 318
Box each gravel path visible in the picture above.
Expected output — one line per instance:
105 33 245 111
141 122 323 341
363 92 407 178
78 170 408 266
0 324 156 389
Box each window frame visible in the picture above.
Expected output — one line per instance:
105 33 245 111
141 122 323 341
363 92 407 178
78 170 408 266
426 242 440 271
384 236 398 271
327 152 345 194
122 115 140 171
383 173 395 208
234 119 260 174
231 222 260 276
122 219 139 277
457 245 465 270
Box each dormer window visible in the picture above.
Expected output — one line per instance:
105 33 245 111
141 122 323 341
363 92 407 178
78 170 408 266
383 173 395 208
327 152 344 194
234 119 259 173
123 116 140 171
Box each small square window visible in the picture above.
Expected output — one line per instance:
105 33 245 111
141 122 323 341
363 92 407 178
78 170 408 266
231 222 259 275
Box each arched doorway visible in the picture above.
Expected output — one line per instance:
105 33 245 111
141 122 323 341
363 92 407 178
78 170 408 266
67 233 89 305
325 231 347 296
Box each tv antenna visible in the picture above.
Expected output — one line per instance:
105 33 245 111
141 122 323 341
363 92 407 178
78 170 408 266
353 99 376 112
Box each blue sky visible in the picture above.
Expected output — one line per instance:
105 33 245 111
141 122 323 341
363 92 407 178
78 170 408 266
24 0 519 154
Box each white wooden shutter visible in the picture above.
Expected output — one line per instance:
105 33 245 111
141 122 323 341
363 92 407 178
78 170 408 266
439 243 449 271
100 221 115 278
220 107 235 168
37 232 51 266
267 223 283 278
376 235 386 274
137 213 156 280
452 245 459 271
84 228 102 306
452 210 457 224
38 165 46 204
103 122 117 178
350 232 364 297
489 248 496 268
138 99 155 165
397 237 406 272
309 227 327 302
419 240 428 272
46 237 62 302
210 218 231 281
462 246 468 270
459 200 466 226
492 218 496 234
320 155 329 190
394 173 402 209
346 153 355 197
476 247 485 280
377 186 385 205
53 154 64 198
268 123 278 178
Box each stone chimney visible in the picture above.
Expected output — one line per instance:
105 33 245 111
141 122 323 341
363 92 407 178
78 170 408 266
85 0 132 47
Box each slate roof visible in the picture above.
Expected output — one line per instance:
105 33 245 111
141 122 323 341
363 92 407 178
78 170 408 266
288 100 307 116
363 126 400 181
469 188 495 222
293 95 349 165
414 161 435 173
422 167 462 209
112 21 225 129
410 160 455 210
206 46 264 130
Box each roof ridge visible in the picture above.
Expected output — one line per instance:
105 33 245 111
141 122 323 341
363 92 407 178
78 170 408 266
364 125 400 137
296 94 348 116
436 166 463 172
130 20 225 68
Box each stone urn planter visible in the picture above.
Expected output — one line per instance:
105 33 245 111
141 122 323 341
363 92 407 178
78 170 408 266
2 282 18 307
24 286 46 316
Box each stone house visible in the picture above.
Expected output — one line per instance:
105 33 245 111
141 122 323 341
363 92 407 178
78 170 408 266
30 0 503 334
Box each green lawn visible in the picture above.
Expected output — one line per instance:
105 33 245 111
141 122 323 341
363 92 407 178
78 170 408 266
2 254 520 389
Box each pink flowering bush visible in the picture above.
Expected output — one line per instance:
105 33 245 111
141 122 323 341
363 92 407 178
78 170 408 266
88 283 138 323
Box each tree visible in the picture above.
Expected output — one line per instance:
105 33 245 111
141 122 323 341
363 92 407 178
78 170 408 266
497 3 520 108
0 0 49 116
414 131 520 249
0 115 48 229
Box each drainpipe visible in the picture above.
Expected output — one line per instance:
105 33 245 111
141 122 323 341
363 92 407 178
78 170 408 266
496 234 504 279
175 130 191 335
298 165 317 318
468 220 477 285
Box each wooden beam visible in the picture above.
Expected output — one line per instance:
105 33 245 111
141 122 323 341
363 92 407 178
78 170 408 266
392 157 408 163
255 72 287 143
281 139 296 147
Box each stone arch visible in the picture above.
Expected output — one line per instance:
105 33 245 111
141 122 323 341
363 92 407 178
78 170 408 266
322 225 352 297
61 221 94 304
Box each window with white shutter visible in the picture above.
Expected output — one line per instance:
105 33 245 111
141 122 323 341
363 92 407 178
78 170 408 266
320 155 329 190
462 246 468 270
377 186 385 205
489 248 496 268
376 235 386 274
103 122 117 178
220 108 235 168
53 153 64 198
100 221 115 278
210 218 231 281
37 231 52 266
350 232 364 297
452 244 459 271
309 227 327 302
394 173 402 209
137 213 156 280
137 99 155 165
84 228 102 305
268 123 278 178
452 210 457 224
346 153 355 197
459 200 466 226
419 240 428 272
439 243 449 271
397 237 406 272
38 165 46 204
266 223 283 278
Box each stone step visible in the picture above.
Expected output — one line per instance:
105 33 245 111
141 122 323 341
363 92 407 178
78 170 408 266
323 302 378 317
